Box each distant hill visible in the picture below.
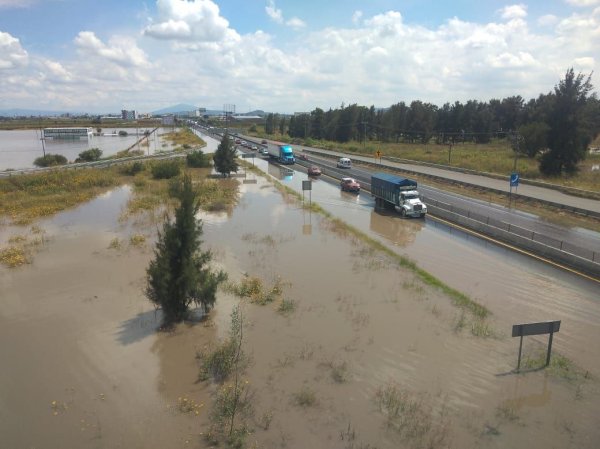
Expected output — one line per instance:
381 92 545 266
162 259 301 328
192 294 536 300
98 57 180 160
152 103 199 115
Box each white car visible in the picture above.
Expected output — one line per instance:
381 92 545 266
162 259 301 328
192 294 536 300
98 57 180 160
337 157 352 168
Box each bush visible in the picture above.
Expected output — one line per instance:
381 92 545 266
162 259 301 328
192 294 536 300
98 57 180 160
75 148 102 162
186 150 211 168
122 161 144 176
151 160 181 179
33 154 68 167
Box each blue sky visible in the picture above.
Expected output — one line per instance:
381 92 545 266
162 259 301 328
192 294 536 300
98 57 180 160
0 0 598 113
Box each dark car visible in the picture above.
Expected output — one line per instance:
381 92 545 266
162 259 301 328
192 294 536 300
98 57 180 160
340 177 360 192
307 166 321 176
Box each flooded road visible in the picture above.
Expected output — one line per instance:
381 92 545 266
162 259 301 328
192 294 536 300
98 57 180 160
1 135 599 448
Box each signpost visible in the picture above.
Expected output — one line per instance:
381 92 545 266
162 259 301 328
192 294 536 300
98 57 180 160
241 152 255 166
302 180 312 207
375 150 382 165
512 320 561 372
509 172 519 206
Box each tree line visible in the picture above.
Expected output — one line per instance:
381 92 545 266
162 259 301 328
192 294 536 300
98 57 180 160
264 69 600 175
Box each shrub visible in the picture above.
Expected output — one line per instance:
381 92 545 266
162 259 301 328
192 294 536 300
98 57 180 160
150 160 181 179
186 150 211 168
122 161 144 176
33 154 68 167
75 148 102 162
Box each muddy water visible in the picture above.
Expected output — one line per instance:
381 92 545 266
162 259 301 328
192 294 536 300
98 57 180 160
1 155 599 448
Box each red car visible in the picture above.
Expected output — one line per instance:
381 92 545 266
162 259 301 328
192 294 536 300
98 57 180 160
307 166 321 176
340 177 360 192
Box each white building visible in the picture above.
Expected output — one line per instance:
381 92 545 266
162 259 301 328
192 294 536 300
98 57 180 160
43 127 93 140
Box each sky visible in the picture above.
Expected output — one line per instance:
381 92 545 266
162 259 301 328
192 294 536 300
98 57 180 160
0 0 599 114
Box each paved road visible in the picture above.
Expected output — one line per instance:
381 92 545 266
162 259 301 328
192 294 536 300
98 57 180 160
290 145 600 215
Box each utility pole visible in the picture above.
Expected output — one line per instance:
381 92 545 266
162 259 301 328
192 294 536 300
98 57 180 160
224 104 235 135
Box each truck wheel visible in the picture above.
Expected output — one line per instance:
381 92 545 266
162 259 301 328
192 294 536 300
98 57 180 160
400 208 407 218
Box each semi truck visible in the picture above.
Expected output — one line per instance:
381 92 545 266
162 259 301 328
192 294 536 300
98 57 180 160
371 172 427 218
267 143 295 164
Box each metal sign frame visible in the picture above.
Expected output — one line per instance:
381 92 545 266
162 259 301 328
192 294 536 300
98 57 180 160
512 320 561 371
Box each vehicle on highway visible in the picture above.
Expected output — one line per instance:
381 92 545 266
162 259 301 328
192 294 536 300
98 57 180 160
298 153 309 161
337 157 352 168
307 166 322 176
260 148 269 155
340 177 360 193
261 139 268 144
251 145 258 151
371 172 427 218
267 143 295 164
235 138 241 144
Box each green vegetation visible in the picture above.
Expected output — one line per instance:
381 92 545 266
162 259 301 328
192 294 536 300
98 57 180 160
186 149 211 168
150 160 181 179
213 133 239 176
145 174 227 326
225 274 287 305
161 127 204 148
374 383 450 447
75 148 102 162
33 153 68 167
292 386 318 407
523 351 591 382
121 161 144 176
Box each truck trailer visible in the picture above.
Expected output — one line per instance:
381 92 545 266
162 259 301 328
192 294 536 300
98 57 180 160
371 172 427 218
267 143 295 164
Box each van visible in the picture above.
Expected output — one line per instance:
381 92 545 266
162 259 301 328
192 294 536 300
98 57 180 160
337 157 352 169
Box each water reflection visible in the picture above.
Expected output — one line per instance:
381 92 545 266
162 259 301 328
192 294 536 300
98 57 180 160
369 209 424 247
267 162 294 181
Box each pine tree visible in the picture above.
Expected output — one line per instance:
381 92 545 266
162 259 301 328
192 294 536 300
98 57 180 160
213 133 239 176
146 174 227 326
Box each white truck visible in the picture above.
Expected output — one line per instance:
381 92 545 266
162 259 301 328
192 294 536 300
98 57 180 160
371 172 427 218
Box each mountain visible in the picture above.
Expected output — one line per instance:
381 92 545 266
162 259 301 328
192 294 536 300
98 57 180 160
151 103 199 115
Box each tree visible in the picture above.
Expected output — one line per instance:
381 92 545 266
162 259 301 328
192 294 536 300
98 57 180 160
213 133 238 176
518 122 549 158
146 174 227 326
540 68 594 175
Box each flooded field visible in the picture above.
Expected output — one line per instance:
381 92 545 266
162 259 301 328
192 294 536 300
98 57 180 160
1 150 599 448
0 127 180 170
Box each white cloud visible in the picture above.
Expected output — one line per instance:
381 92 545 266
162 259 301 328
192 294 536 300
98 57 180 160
144 0 238 45
266 1 305 29
352 10 363 25
0 0 35 8
499 4 528 20
566 0 600 6
40 59 73 82
75 31 149 68
0 31 28 69
538 14 559 26
266 0 283 24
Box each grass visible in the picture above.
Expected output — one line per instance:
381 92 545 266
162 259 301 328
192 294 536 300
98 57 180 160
0 227 47 268
161 127 205 148
374 383 450 447
277 297 297 315
225 274 288 306
292 386 318 407
522 351 591 382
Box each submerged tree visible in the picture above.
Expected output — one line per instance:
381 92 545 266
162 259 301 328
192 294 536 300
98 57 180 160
146 174 227 326
213 133 238 176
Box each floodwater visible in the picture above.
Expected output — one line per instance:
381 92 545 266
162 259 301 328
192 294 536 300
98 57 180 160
0 127 179 170
1 141 599 448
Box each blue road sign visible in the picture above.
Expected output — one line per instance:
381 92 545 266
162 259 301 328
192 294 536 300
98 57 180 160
510 172 519 187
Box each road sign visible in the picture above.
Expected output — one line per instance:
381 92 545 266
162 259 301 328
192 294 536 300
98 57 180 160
510 172 519 187
512 320 561 371
302 180 312 191
375 150 382 158
241 153 255 159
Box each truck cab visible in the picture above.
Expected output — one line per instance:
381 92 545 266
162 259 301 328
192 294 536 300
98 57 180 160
397 190 427 218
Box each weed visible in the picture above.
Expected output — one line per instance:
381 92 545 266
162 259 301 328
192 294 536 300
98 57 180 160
258 410 274 430
197 339 239 383
176 396 205 415
523 351 586 382
374 383 450 447
226 274 289 306
108 238 122 250
292 386 317 407
495 402 520 422
471 318 493 337
0 245 30 267
330 360 349 383
129 234 146 247
431 304 441 317
277 297 296 315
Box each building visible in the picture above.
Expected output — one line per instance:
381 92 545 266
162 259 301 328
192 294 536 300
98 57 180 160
43 127 93 140
121 109 137 120
161 115 175 126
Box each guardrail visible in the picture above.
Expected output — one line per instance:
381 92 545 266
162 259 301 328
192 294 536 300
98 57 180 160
423 195 600 278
